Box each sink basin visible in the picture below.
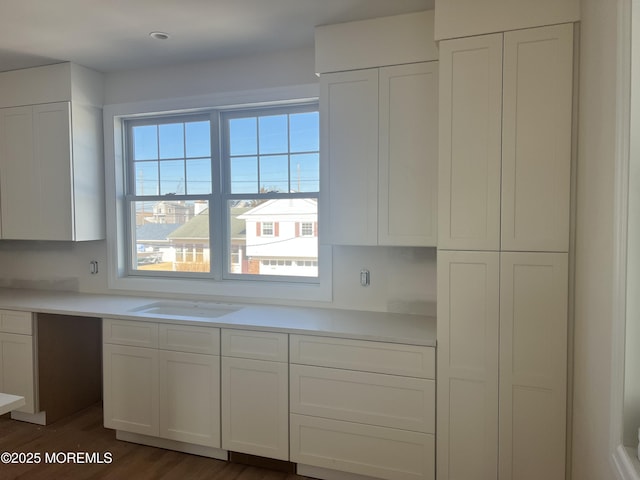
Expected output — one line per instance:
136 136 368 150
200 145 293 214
129 301 240 320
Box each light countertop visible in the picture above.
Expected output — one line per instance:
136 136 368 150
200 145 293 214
0 288 436 347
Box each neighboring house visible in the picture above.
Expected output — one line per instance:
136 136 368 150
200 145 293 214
166 207 249 273
136 200 196 225
164 200 317 276
166 208 211 272
238 198 318 276
135 223 181 266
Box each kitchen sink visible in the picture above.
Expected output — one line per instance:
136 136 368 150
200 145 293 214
129 301 240 319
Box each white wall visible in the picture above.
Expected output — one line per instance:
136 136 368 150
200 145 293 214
572 0 618 478
0 46 437 315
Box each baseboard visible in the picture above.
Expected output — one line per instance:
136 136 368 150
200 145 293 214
11 410 47 426
115 430 228 461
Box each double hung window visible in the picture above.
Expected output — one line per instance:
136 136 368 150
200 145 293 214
124 103 319 282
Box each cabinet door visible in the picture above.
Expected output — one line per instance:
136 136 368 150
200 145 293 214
32 102 73 241
499 252 568 480
0 106 33 240
159 350 220 448
321 69 378 245
501 24 573 252
438 34 503 250
0 103 72 240
103 344 159 436
0 332 36 414
437 250 499 480
379 62 438 246
221 356 289 460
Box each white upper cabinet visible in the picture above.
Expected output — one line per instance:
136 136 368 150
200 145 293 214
0 63 104 241
379 62 438 246
501 24 574 252
438 34 503 251
439 24 573 252
317 11 439 248
321 68 379 246
322 63 439 247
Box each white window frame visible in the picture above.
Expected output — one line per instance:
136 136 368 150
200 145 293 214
103 85 331 302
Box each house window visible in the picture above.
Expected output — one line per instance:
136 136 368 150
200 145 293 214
301 222 314 237
124 103 319 282
261 222 274 237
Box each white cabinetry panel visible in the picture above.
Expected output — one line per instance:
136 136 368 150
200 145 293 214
159 324 219 355
501 24 573 252
438 34 503 251
0 310 33 335
379 62 438 246
437 250 499 480
291 414 435 480
103 318 158 348
221 329 287 362
159 350 220 447
290 364 435 433
321 69 379 245
0 332 36 414
221 356 289 460
499 252 568 480
290 334 435 378
103 343 159 436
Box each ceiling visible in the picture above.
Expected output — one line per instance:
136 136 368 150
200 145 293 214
0 0 433 74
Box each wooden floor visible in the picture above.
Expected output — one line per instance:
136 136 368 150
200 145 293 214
0 404 307 480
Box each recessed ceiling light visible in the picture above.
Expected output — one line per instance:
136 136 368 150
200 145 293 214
149 31 170 40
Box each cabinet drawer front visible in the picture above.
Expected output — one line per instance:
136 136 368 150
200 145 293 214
159 324 219 355
290 335 435 378
290 365 434 433
0 310 32 335
221 329 287 361
103 318 158 348
290 414 434 480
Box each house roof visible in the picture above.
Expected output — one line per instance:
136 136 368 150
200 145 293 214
238 198 317 219
167 208 249 240
135 223 181 242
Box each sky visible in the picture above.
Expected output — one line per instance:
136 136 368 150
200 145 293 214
131 111 320 197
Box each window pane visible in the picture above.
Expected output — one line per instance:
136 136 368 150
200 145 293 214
133 125 158 160
134 161 159 196
290 153 319 192
185 121 211 158
159 123 184 159
230 156 258 193
260 155 289 193
132 200 210 273
227 198 317 278
229 117 257 156
290 112 319 153
186 158 212 195
160 160 185 195
259 115 288 154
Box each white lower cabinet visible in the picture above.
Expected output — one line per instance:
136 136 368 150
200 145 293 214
103 343 159 436
221 329 289 460
0 310 36 414
290 335 436 480
103 319 221 450
159 350 220 447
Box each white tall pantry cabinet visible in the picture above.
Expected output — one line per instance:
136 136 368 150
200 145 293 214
437 23 574 480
